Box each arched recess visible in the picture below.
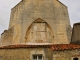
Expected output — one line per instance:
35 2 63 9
25 18 54 43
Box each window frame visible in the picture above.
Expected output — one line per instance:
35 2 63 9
32 54 43 60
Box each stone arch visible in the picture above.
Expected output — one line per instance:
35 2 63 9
25 18 54 43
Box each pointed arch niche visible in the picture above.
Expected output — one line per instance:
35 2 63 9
25 18 53 43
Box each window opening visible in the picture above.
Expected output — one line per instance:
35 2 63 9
33 54 42 60
73 58 78 60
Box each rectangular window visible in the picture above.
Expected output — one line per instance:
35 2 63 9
33 54 42 60
73 58 78 60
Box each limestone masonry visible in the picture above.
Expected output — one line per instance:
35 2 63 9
0 0 80 60
1 0 71 45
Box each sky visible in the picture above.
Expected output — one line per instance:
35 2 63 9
0 0 80 35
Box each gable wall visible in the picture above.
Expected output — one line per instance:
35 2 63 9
1 0 72 45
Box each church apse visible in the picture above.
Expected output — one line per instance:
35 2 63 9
25 18 53 43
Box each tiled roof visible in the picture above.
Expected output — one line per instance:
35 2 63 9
0 44 80 51
0 44 52 49
51 44 80 51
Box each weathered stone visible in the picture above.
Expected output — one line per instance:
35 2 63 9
0 48 79 60
0 0 77 60
1 27 14 46
1 0 71 45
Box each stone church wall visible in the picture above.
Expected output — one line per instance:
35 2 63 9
1 0 72 45
1 27 14 46
20 0 71 44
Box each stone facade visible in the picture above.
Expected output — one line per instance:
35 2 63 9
1 27 14 46
1 0 71 46
53 49 80 60
0 48 51 60
0 47 80 60
0 0 79 60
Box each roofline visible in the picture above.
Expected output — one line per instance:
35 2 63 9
11 0 22 10
11 0 67 10
74 22 80 25
0 44 80 51
57 0 67 8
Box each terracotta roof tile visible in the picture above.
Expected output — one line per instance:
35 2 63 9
51 44 80 51
0 44 80 51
